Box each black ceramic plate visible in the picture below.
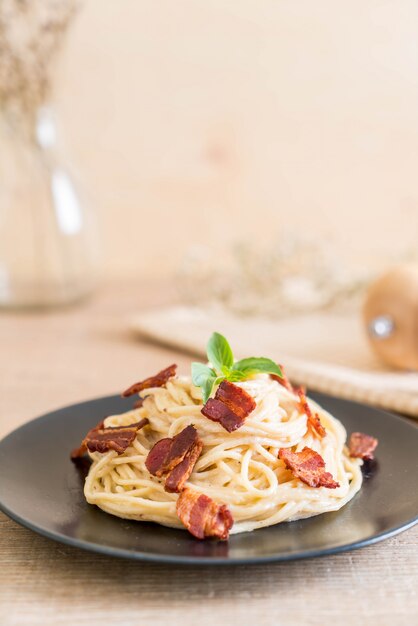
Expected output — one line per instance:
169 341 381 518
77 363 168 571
0 393 417 565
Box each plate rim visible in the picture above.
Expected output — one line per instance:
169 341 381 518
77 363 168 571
0 392 417 565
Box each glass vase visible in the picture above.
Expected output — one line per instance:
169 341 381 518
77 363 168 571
0 107 99 308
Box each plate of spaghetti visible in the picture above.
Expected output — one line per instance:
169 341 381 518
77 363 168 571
0 333 417 564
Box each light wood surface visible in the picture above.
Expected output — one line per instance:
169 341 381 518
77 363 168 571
0 280 417 626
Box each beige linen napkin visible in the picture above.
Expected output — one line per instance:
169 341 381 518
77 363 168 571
131 306 418 418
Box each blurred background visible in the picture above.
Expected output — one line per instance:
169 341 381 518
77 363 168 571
1 0 418 419
55 0 418 278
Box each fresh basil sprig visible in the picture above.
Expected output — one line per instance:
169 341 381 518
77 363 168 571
192 332 282 403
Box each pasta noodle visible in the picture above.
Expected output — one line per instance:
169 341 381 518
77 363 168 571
84 374 363 534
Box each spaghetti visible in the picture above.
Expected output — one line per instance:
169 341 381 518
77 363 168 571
83 373 363 535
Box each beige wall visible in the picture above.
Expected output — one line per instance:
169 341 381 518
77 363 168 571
55 0 418 278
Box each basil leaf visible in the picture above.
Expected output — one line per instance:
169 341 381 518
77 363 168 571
192 332 283 402
232 357 282 378
201 375 224 404
191 362 216 387
206 332 234 372
225 369 246 382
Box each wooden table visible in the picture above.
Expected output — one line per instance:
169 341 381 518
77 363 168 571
0 280 417 626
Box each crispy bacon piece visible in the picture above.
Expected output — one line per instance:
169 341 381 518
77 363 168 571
279 446 339 488
348 432 378 461
176 488 233 540
71 418 149 459
145 425 203 493
297 388 326 438
165 443 203 493
201 380 256 432
133 397 144 409
271 364 294 393
122 364 177 397
146 425 199 475
71 420 104 459
146 438 173 475
216 381 256 418
201 399 241 432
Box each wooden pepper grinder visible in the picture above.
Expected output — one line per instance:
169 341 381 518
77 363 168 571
363 263 418 370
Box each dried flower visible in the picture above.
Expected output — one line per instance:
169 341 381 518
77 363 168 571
0 0 79 137
178 234 397 318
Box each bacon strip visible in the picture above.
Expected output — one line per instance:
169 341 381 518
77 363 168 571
271 364 294 393
71 420 104 459
71 418 149 459
201 399 242 433
176 488 233 540
297 388 326 438
146 438 172 476
201 380 256 432
122 364 177 397
348 432 378 461
145 425 203 493
279 446 339 488
165 443 203 493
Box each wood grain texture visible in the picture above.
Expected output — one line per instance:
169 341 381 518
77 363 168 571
0 280 417 626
